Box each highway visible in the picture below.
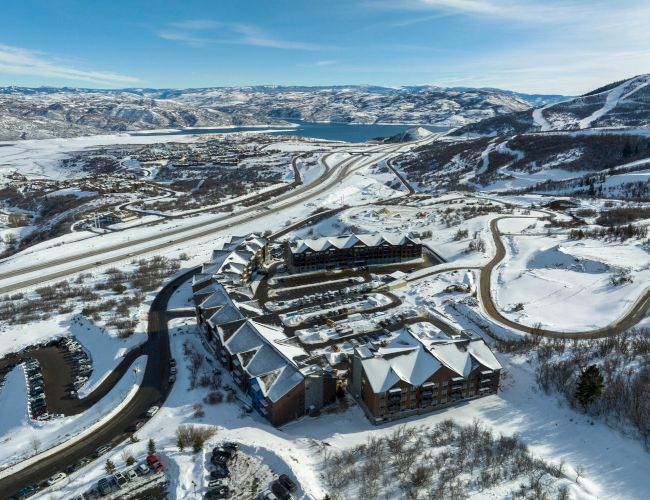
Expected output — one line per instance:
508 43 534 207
0 136 435 496
0 139 430 295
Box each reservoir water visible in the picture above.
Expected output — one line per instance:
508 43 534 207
130 121 450 143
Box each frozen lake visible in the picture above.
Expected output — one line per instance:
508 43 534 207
130 120 450 143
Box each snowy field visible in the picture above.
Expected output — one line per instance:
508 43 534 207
494 232 650 331
36 312 650 499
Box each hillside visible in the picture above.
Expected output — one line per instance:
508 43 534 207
454 74 650 136
398 75 650 197
0 85 534 141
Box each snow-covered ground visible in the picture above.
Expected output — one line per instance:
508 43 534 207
0 316 145 397
0 356 146 473
39 310 650 499
494 231 650 331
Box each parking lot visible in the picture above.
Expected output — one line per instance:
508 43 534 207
204 442 298 500
0 336 96 422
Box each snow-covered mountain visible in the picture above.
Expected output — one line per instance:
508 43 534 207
455 74 650 136
385 126 434 143
0 85 533 140
0 90 271 141
172 85 532 127
397 75 650 197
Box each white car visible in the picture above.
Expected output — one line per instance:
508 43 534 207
145 405 159 418
47 471 67 486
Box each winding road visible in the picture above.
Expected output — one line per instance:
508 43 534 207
0 138 435 496
3 131 649 495
0 267 198 497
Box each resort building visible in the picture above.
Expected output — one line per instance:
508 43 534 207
192 234 337 426
285 232 422 272
349 329 501 424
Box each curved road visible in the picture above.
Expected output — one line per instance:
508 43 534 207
0 142 423 295
0 267 199 497
479 216 650 339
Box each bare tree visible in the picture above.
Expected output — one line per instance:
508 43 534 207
29 435 41 454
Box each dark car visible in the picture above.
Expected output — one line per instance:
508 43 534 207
222 442 239 452
278 474 297 492
205 485 231 499
127 420 145 432
271 480 292 500
15 484 39 498
210 465 230 479
212 447 234 460
211 454 228 466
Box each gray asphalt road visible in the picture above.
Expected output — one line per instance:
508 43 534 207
0 267 199 498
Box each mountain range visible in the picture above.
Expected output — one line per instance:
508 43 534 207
0 84 549 141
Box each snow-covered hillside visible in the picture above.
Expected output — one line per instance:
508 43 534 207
0 85 533 140
455 74 650 136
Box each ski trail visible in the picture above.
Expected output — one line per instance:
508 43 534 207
532 103 554 131
578 77 638 129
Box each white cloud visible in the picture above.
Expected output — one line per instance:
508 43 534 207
364 0 650 94
159 20 331 51
0 44 141 86
371 0 597 23
298 60 338 68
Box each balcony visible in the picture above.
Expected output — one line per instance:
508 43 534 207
420 389 433 397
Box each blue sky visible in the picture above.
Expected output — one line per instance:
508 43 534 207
0 0 648 94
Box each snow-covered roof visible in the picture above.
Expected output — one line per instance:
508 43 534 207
200 234 267 285
207 304 245 328
225 320 307 403
199 284 231 310
289 232 421 254
359 329 501 393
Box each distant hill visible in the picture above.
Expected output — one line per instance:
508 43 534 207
385 126 434 143
453 74 650 136
0 84 539 140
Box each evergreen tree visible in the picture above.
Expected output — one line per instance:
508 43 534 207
622 141 634 158
105 459 116 474
147 438 156 455
575 364 604 408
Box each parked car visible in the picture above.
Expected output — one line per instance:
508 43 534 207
271 481 292 500
211 454 228 466
278 474 297 492
126 469 138 481
258 491 279 500
14 484 38 498
46 472 66 486
205 485 230 499
147 453 164 473
210 465 230 479
212 447 234 459
95 444 111 457
97 477 110 495
168 374 176 384
114 472 127 487
136 463 150 476
222 442 239 452
145 405 159 418
169 358 176 367
128 420 145 432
